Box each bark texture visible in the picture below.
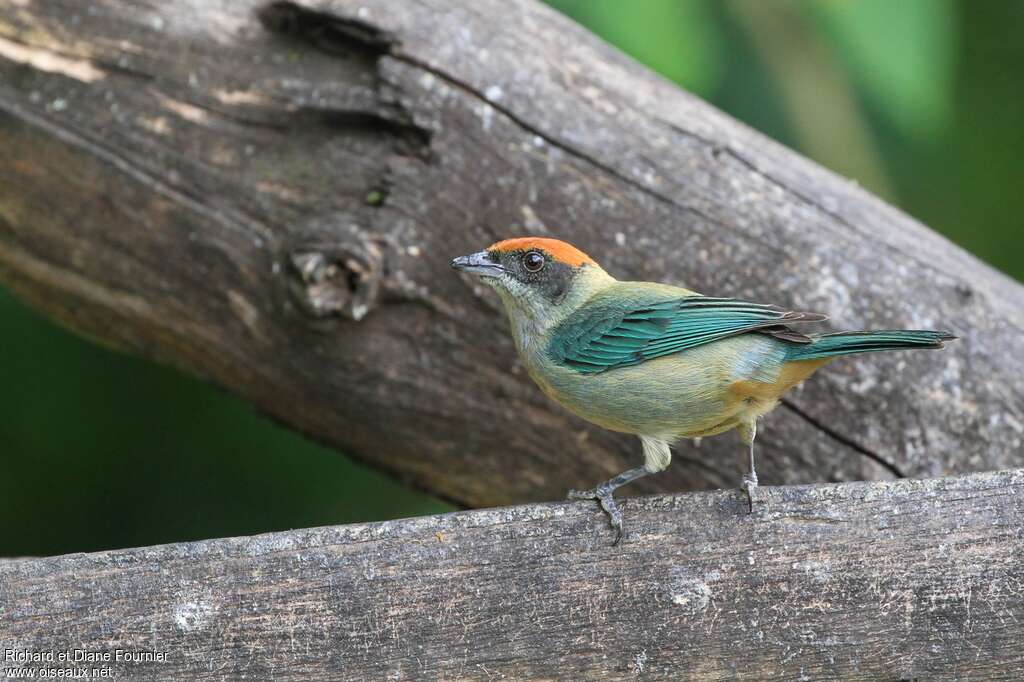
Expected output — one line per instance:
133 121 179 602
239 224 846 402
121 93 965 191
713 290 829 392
1 0 1022 507
2 470 1023 680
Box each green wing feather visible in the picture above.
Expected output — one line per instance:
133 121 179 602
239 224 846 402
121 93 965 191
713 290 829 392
548 289 827 374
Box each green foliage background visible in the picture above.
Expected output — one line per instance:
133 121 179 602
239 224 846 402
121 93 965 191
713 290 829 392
3 1 1022 556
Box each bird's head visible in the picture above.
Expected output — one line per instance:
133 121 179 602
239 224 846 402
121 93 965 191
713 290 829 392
451 237 614 329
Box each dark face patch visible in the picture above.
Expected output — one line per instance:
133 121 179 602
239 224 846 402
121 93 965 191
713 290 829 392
488 248 577 303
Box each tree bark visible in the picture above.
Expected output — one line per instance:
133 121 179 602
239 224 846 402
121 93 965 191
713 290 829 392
2 469 1023 680
1 0 1022 508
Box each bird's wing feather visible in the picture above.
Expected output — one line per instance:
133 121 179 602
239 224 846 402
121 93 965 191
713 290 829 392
548 291 827 374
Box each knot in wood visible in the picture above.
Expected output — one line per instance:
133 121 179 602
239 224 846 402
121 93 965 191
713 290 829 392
287 228 382 321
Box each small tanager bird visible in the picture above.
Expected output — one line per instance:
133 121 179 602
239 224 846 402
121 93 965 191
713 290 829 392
452 237 955 543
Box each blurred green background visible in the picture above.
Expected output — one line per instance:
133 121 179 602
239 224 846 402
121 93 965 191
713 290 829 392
3 1 1022 557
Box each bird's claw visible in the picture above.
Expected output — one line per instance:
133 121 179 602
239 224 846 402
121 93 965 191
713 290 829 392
568 485 624 545
741 472 759 514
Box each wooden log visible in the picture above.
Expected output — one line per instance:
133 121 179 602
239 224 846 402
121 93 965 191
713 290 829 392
1 0 1022 508
2 470 1023 680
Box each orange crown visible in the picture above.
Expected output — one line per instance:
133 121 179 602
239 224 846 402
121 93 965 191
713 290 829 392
487 237 596 267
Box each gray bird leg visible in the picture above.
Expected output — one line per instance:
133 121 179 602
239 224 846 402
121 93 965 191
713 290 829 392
737 420 758 513
567 436 671 545
567 467 652 545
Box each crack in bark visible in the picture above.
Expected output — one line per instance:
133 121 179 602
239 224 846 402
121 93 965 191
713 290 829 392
258 1 396 57
780 397 904 478
656 118 991 297
658 118 871 234
386 51 722 229
257 1 432 159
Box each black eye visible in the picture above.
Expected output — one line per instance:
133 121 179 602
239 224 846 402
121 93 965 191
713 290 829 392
523 251 545 272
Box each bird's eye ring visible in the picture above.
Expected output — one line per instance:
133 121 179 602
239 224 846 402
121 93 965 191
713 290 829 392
523 251 545 272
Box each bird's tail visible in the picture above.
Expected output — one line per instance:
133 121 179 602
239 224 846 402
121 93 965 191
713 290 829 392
785 330 957 361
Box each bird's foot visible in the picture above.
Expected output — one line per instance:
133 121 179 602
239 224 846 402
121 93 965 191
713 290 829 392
741 472 759 514
568 485 624 545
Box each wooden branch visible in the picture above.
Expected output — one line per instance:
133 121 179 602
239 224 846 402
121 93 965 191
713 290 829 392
1 0 1023 508
2 470 1023 680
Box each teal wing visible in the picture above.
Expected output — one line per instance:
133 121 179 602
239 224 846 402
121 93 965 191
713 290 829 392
548 292 827 374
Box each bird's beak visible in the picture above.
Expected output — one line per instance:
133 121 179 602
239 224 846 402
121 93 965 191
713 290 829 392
451 251 505 278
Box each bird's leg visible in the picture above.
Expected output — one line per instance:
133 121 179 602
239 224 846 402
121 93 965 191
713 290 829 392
738 421 758 513
568 436 671 545
568 466 652 545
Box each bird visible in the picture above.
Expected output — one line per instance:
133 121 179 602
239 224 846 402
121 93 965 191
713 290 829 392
451 237 956 544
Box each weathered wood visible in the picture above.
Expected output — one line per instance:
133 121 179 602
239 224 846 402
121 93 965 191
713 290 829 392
2 470 1023 680
1 0 1023 508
